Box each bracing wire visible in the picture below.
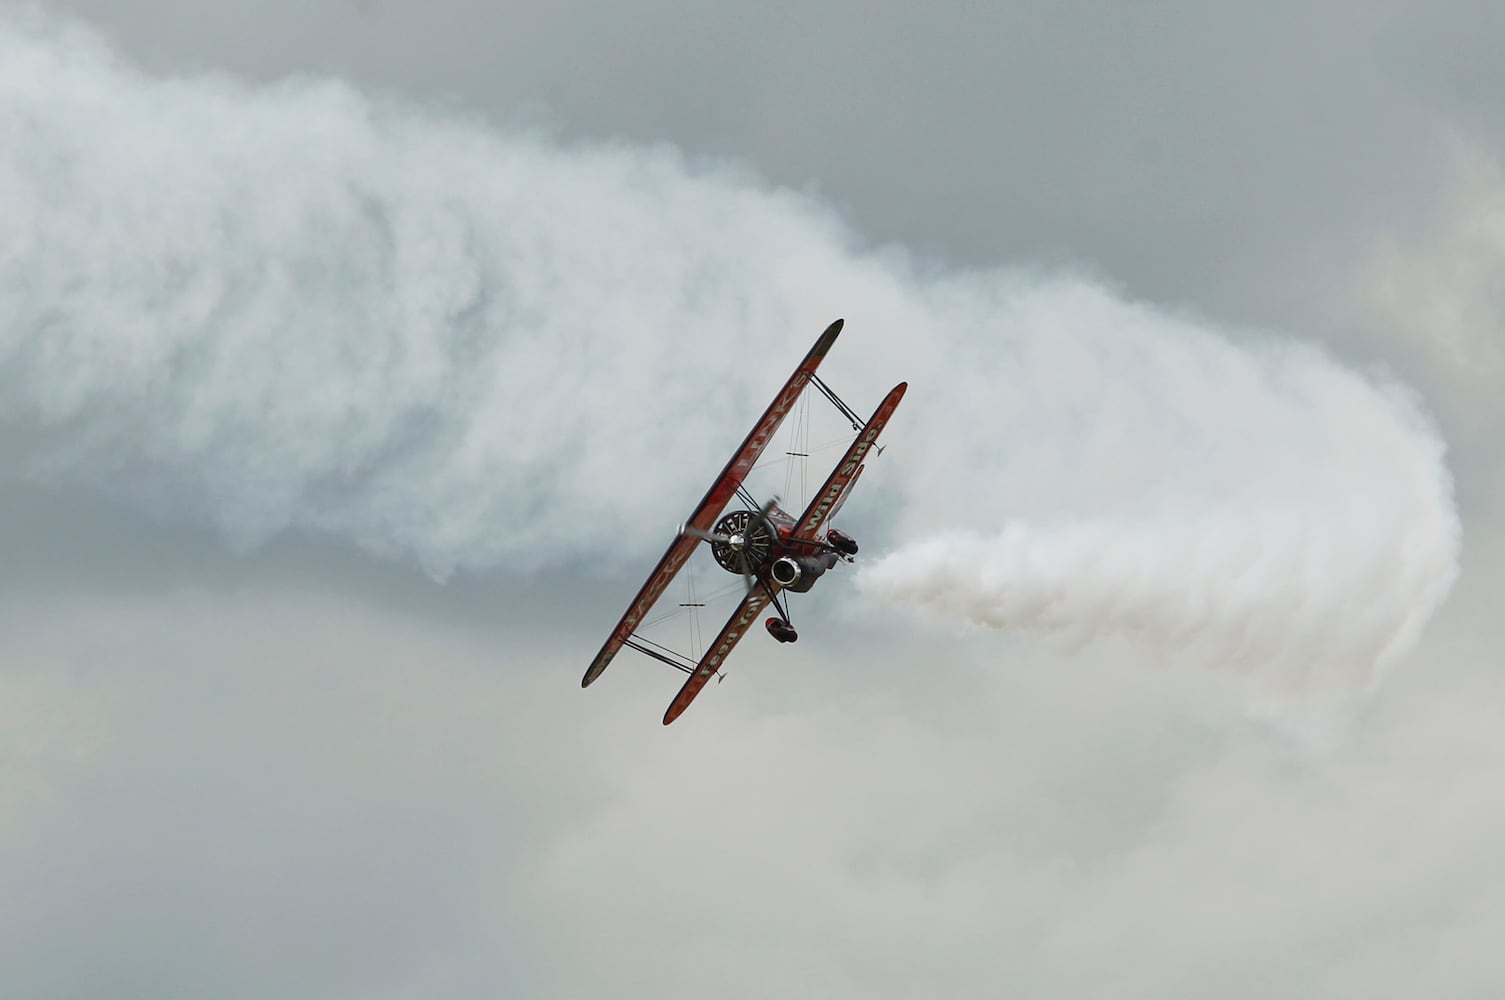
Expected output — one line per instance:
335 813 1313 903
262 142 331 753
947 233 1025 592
640 579 745 630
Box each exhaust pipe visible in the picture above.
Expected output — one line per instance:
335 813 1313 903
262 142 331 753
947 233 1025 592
770 557 801 587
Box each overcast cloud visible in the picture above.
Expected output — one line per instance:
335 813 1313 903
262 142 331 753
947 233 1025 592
4 3 1504 997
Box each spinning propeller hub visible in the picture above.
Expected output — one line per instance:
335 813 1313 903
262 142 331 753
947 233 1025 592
708 507 776 575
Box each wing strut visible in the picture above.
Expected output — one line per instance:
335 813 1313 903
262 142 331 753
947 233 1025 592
808 373 865 429
622 637 697 675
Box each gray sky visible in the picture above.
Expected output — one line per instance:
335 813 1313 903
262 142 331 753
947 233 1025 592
4 2 1505 997
35 1 1488 329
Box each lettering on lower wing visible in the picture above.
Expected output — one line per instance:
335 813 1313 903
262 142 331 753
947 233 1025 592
700 596 768 674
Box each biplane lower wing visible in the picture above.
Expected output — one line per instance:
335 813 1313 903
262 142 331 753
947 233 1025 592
662 585 779 725
661 381 908 724
581 319 844 688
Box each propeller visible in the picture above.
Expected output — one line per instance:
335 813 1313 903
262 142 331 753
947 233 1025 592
679 495 780 595
678 525 734 544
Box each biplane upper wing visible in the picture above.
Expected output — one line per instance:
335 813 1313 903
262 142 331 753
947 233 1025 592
660 381 908 724
791 381 907 541
581 319 844 688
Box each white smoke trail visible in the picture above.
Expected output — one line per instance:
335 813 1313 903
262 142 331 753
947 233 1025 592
858 287 1460 692
0 11 1459 688
0 10 877 574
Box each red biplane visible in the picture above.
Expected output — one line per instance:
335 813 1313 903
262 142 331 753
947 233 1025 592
581 319 907 724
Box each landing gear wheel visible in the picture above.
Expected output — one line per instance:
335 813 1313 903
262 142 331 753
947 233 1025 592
765 617 799 643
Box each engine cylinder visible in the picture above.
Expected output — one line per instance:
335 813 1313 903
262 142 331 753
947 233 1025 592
709 508 775 575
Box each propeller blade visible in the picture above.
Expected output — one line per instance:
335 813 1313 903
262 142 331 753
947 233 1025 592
678 524 733 544
739 495 780 594
683 496 782 594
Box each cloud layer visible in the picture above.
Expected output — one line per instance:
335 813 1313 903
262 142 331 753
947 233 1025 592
0 10 1459 690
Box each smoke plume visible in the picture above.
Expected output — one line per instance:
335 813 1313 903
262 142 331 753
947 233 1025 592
859 287 1460 693
0 11 1459 689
